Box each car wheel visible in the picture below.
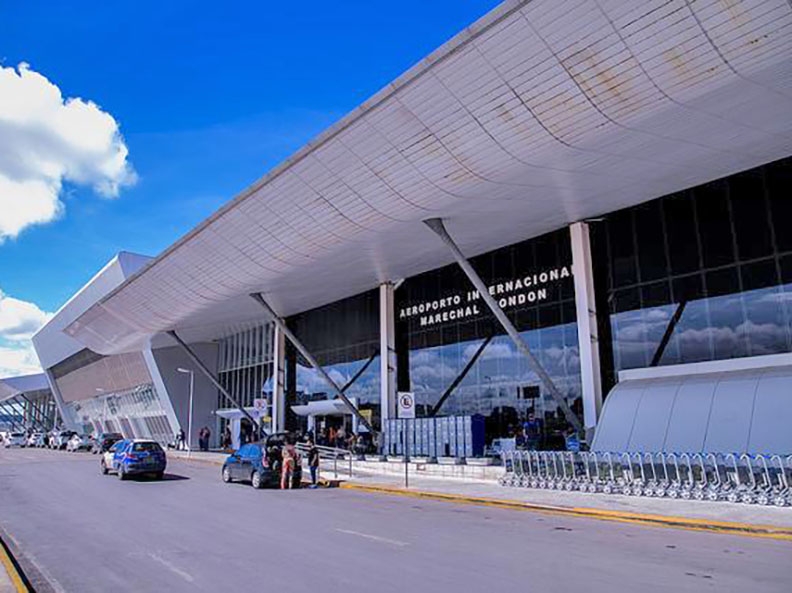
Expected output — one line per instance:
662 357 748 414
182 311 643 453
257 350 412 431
251 471 263 489
117 467 126 481
101 460 108 475
222 467 232 483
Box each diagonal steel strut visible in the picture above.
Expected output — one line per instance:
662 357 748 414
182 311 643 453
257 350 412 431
0 400 25 431
424 218 584 436
249 293 376 435
166 330 262 434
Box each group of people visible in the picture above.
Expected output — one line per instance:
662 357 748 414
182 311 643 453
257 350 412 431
272 436 321 489
173 426 213 451
313 426 372 454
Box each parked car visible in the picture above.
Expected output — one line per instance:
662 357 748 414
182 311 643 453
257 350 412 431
27 432 44 447
53 431 76 450
3 432 27 448
103 439 166 480
222 432 302 489
66 433 93 452
91 432 124 455
31 433 48 448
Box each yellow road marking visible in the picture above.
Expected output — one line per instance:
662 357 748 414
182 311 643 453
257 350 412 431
0 539 27 593
340 482 792 542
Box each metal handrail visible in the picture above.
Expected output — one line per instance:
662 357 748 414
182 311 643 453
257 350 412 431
295 442 354 478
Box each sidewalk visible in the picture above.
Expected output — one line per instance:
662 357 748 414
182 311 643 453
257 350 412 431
169 450 792 539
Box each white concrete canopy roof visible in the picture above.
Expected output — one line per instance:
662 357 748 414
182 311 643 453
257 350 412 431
0 374 50 403
67 0 792 354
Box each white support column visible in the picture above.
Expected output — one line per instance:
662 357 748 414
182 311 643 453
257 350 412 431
379 282 397 425
271 324 286 433
570 221 603 441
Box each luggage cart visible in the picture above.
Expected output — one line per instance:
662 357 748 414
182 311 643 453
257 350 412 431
580 451 601 493
704 453 727 501
691 453 709 501
498 450 514 486
650 452 672 497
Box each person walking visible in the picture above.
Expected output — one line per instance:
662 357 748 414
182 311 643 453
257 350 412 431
176 428 186 451
307 440 320 488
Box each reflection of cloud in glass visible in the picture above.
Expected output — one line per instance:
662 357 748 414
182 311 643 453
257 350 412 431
612 283 792 369
296 357 381 404
409 323 581 417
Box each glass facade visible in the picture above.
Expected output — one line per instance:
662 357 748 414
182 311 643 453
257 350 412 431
286 290 381 428
591 157 792 384
397 229 582 447
216 323 275 411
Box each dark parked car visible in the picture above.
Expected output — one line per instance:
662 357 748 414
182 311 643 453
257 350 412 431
222 433 302 489
91 432 124 454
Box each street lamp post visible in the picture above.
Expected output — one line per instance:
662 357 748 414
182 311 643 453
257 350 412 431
177 368 194 452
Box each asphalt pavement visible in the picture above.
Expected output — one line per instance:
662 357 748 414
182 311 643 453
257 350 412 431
0 447 790 593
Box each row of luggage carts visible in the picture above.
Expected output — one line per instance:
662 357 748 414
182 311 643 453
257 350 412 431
498 451 792 507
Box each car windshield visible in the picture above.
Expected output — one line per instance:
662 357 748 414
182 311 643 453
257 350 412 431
132 442 162 453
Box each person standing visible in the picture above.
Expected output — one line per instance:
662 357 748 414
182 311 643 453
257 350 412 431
307 440 320 488
280 440 296 489
176 428 186 451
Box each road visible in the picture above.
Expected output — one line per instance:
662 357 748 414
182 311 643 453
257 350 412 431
0 447 790 593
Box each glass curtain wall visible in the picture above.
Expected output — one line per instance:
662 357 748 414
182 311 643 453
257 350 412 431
397 229 582 449
286 290 381 432
216 323 275 410
591 157 792 375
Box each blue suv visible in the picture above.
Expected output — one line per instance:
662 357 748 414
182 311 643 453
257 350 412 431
111 439 167 480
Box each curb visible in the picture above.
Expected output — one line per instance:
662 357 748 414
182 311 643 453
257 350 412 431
0 536 28 593
339 482 792 541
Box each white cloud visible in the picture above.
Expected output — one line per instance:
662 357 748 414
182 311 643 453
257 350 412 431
0 344 42 378
0 288 52 341
0 63 136 241
0 288 52 377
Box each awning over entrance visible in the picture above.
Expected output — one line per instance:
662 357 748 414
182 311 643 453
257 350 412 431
291 400 352 417
591 356 792 455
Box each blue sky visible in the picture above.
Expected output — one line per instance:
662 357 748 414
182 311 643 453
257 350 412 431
0 0 500 375
1 0 499 311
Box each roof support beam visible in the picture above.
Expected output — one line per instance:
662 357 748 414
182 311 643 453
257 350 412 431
18 395 48 431
0 401 24 431
166 330 262 435
249 292 376 435
650 301 687 367
429 333 494 418
423 218 585 436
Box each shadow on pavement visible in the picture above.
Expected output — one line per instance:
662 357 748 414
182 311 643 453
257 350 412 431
124 473 190 482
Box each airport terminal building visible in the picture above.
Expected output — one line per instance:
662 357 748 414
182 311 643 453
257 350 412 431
22 0 792 455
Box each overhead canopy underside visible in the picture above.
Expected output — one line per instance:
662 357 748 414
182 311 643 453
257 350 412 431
67 0 792 354
0 374 50 403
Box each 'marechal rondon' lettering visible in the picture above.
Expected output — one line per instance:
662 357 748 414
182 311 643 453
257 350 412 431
398 266 571 327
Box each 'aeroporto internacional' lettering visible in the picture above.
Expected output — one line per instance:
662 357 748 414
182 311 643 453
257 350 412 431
398 266 571 327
